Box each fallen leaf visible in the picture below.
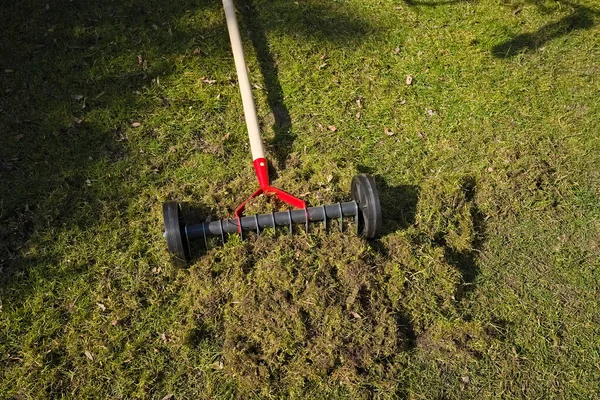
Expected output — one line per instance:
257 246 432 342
487 167 494 172
327 125 337 132
393 47 400 55
96 303 106 311
193 48 202 56
211 361 224 370
399 99 407 105
355 112 361 120
384 127 394 136
137 54 144 65
406 75 413 85
161 395 174 400
111 319 119 326
351 311 362 319
462 376 470 383
202 77 216 84
73 117 83 124
327 174 333 183
223 132 231 140
131 122 141 128
85 179 92 186
161 333 168 343
427 109 436 116
84 350 93 360
356 98 362 108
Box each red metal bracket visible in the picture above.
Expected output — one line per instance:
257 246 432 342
234 158 306 233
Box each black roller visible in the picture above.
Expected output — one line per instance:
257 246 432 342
351 174 382 239
162 201 190 264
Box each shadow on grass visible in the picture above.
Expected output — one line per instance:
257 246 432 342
438 176 486 301
356 166 420 236
238 0 293 169
491 4 596 58
402 0 596 58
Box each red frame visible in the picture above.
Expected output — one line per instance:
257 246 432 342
234 158 306 233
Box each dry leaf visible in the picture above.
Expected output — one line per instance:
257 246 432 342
384 127 394 136
223 132 231 140
327 125 337 132
161 395 174 400
111 319 119 326
73 117 83 124
131 122 141 128
356 98 362 108
406 75 413 85
487 167 494 172
211 361 224 370
161 333 168 343
84 350 93 360
399 99 406 105
351 311 362 319
427 109 436 116
202 77 216 84
356 112 361 120
96 303 106 311
326 174 333 183
393 47 400 55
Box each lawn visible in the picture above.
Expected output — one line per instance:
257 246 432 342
1 0 599 398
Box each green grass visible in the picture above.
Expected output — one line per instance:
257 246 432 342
1 0 599 398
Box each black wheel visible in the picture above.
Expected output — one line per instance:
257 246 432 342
163 201 190 264
351 174 382 239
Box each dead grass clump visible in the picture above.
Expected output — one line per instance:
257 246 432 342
177 175 486 396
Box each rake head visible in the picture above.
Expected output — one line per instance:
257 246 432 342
162 174 382 264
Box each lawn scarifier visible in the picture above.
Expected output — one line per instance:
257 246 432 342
162 0 382 263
